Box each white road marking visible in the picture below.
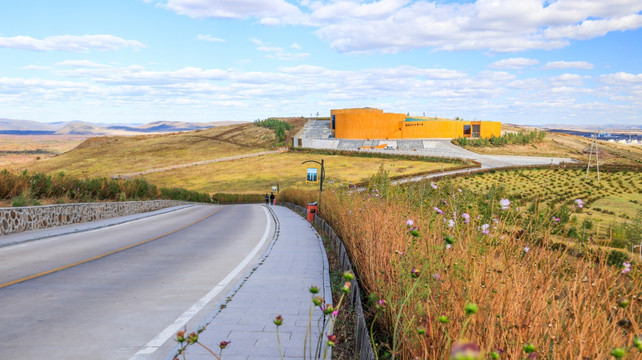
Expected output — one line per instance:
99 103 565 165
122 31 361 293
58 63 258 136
128 206 272 360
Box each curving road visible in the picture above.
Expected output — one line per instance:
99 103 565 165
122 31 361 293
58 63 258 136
0 204 274 360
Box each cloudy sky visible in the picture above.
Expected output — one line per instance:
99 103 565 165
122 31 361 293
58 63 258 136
1 0 641 126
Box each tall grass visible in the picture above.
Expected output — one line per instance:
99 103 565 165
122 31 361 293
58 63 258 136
0 169 211 205
278 168 641 359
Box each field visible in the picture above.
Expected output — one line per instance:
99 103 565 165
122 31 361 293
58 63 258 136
140 152 462 194
447 166 642 250
462 126 642 166
0 135 87 166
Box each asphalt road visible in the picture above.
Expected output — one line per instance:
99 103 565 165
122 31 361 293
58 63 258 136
0 204 274 360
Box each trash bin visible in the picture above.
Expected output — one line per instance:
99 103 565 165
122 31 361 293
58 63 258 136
307 202 318 222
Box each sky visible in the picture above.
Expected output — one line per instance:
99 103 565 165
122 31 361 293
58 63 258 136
0 0 641 126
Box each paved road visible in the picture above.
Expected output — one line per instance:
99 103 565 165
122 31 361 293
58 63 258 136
0 204 275 360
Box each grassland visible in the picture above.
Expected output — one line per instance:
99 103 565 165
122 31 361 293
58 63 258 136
140 152 460 193
10 124 279 177
0 135 87 166
460 125 642 166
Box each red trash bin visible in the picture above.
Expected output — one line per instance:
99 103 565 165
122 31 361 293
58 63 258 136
307 202 318 222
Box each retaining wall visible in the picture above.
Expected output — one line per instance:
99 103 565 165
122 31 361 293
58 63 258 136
0 200 190 236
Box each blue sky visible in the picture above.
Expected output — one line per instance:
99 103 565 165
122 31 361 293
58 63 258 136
1 0 641 126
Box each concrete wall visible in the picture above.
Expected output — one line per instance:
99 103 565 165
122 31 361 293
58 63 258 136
0 200 191 236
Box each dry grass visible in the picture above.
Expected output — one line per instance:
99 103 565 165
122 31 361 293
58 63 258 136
463 132 642 166
0 135 87 166
140 152 459 194
279 173 641 359
10 124 278 177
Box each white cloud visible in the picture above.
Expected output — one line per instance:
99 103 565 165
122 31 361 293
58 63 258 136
544 61 594 70
156 0 642 54
163 0 302 21
196 34 225 42
0 35 145 52
253 39 310 61
489 58 540 70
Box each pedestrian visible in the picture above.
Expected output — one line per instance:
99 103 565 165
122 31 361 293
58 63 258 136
270 192 275 205
265 193 269 205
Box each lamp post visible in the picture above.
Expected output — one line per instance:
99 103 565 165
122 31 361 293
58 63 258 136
302 159 325 212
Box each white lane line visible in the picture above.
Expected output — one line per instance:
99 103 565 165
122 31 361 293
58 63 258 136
129 206 272 360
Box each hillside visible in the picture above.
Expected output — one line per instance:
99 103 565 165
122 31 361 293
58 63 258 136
14 122 282 178
473 124 642 166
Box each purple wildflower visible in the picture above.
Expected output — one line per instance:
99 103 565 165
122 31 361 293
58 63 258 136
622 262 631 274
499 198 510 210
431 182 438 189
481 224 490 235
448 219 455 228
406 219 414 227
462 213 471 224
434 207 444 215
575 199 584 208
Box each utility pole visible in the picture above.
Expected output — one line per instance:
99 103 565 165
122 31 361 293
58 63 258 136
586 130 600 181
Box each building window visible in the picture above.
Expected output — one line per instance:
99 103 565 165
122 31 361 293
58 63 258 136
463 125 471 135
332 115 336 130
472 124 480 138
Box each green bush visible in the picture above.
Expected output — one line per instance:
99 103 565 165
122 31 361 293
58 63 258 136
255 118 292 143
455 130 546 147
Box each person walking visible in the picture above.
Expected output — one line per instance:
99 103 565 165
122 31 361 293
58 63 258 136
265 193 269 205
269 192 275 205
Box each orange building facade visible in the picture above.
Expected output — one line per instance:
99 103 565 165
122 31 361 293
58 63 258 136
331 108 501 139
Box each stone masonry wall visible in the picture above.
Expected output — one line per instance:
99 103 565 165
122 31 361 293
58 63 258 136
0 200 191 236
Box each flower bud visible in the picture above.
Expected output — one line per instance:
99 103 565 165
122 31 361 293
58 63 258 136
309 285 320 294
176 330 185 343
187 332 199 344
464 303 478 315
633 337 642 351
410 267 421 279
610 347 626 359
273 315 283 326
312 295 323 306
617 298 630 308
343 271 355 281
219 340 231 349
327 334 337 346
522 343 536 354
438 315 449 324
342 281 351 293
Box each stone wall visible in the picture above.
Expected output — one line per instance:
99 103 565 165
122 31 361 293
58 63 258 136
0 200 191 236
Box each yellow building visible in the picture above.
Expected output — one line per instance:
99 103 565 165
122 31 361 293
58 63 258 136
331 108 501 139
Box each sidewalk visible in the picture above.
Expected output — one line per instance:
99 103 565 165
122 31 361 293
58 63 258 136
179 205 333 360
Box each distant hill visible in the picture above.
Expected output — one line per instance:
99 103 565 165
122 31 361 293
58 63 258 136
0 118 248 135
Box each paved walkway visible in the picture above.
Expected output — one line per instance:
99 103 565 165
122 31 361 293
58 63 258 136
178 205 332 360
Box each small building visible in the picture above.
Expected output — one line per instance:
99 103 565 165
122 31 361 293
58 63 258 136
331 108 501 139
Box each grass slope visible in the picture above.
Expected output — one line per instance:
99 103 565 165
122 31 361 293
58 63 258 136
13 123 278 177
141 152 459 194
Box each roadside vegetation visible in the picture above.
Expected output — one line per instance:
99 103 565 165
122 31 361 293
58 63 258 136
454 130 546 147
277 166 641 359
0 169 211 206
